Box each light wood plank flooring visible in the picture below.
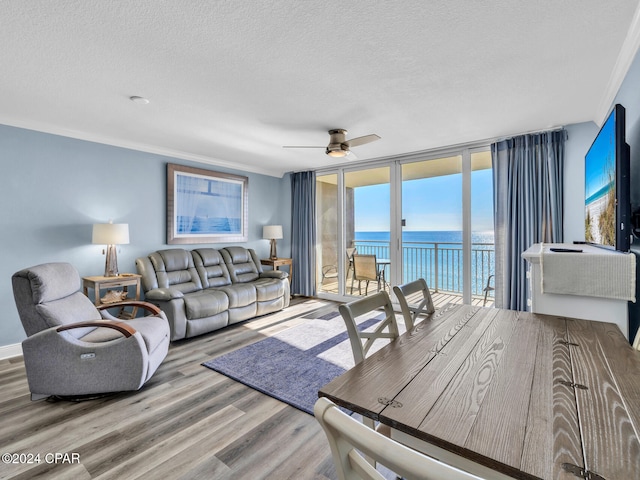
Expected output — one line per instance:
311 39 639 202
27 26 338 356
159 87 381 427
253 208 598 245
0 297 346 480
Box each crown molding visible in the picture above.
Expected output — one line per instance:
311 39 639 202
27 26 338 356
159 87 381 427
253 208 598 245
595 3 640 125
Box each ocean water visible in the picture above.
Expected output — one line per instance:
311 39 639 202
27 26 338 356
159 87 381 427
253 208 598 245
355 230 494 245
353 230 495 295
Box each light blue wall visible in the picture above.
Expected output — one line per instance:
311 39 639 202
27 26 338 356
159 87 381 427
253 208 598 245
0 125 291 347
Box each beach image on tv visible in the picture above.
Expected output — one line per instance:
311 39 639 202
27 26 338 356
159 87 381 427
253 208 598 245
585 113 616 247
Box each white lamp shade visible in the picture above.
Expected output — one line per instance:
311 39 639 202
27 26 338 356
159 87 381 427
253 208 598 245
92 223 130 245
263 225 283 240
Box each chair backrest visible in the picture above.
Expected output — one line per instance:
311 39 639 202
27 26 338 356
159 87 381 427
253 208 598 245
192 248 232 288
12 263 101 338
338 291 399 364
314 397 482 480
352 254 378 282
393 278 435 330
146 249 203 294
220 247 262 283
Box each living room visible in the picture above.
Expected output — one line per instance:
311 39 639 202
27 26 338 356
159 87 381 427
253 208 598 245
2 2 640 479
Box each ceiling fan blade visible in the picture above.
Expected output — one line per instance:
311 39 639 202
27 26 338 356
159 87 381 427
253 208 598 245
345 134 381 148
282 145 325 149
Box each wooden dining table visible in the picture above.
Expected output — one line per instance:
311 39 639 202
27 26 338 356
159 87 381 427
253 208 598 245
319 304 640 480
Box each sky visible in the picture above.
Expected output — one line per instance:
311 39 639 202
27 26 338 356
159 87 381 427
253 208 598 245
354 169 494 232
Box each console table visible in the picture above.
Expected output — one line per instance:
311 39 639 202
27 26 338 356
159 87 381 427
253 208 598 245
523 243 634 339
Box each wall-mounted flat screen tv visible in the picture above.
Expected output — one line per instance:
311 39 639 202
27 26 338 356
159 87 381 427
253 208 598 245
584 103 631 252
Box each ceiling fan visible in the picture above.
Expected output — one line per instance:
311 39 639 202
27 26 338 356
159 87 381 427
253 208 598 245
283 129 381 158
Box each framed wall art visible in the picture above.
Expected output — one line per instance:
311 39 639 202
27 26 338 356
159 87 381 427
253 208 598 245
167 163 249 244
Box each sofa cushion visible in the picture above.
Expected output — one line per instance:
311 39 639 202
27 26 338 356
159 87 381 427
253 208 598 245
192 248 232 288
36 292 101 338
149 249 202 294
218 283 257 308
80 316 169 356
183 290 229 320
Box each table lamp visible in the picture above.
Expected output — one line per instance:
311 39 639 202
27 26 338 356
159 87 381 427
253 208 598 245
263 225 283 260
92 222 130 277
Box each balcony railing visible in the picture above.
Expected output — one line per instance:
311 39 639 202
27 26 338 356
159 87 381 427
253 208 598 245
353 240 495 299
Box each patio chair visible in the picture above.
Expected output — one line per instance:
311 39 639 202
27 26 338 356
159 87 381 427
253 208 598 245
314 397 482 480
351 254 381 295
393 278 435 330
483 274 495 306
322 248 358 284
345 247 357 280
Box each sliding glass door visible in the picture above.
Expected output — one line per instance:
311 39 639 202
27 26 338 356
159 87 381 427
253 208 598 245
345 166 391 297
315 147 493 305
400 156 463 303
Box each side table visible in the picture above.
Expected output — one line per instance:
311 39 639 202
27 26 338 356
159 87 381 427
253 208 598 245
260 257 293 289
82 274 142 319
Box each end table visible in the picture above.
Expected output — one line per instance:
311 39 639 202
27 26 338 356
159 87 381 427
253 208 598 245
260 257 293 288
82 273 142 319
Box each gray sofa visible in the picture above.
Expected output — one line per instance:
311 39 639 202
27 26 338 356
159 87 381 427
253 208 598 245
136 246 290 341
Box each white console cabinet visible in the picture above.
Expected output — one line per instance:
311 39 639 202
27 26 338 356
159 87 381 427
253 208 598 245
522 243 630 339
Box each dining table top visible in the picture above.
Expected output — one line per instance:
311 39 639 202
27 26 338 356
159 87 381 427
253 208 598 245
318 304 640 480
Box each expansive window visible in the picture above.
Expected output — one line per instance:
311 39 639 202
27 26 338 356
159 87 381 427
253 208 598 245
316 146 494 305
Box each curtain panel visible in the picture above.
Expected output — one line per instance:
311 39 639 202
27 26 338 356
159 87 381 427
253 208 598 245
291 171 316 296
492 130 565 310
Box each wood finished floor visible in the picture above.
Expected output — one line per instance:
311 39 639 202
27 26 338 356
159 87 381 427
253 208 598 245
0 296 351 480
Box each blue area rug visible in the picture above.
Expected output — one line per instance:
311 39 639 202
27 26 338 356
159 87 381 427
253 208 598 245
202 311 383 415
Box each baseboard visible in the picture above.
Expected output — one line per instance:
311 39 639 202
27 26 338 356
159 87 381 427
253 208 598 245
0 343 22 360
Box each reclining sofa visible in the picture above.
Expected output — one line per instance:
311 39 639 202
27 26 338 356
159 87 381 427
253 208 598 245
136 246 290 341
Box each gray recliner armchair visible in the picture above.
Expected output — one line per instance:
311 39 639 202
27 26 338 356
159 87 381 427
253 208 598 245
12 262 170 400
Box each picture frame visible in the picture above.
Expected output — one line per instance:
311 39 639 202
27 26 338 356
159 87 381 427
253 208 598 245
167 163 249 244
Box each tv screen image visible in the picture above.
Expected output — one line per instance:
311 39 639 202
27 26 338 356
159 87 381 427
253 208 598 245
585 112 616 247
584 104 631 251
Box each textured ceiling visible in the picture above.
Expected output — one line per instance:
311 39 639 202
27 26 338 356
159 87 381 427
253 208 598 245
2 1 640 177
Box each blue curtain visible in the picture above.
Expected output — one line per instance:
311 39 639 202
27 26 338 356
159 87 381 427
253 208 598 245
492 130 565 310
291 171 316 296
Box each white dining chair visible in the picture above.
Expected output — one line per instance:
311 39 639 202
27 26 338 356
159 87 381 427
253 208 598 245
314 397 483 480
633 328 640 351
338 291 400 364
338 290 401 468
393 278 435 330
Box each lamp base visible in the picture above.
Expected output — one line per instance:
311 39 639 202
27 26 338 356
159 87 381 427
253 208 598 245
269 239 278 260
104 244 119 277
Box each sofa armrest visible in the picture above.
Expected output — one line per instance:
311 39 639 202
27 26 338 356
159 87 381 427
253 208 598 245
144 288 185 301
56 320 136 337
260 270 288 280
97 300 162 316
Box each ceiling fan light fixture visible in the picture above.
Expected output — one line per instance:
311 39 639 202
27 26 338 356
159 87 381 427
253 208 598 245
326 148 349 158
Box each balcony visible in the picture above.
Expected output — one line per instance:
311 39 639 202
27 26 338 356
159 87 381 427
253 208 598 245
320 240 495 307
